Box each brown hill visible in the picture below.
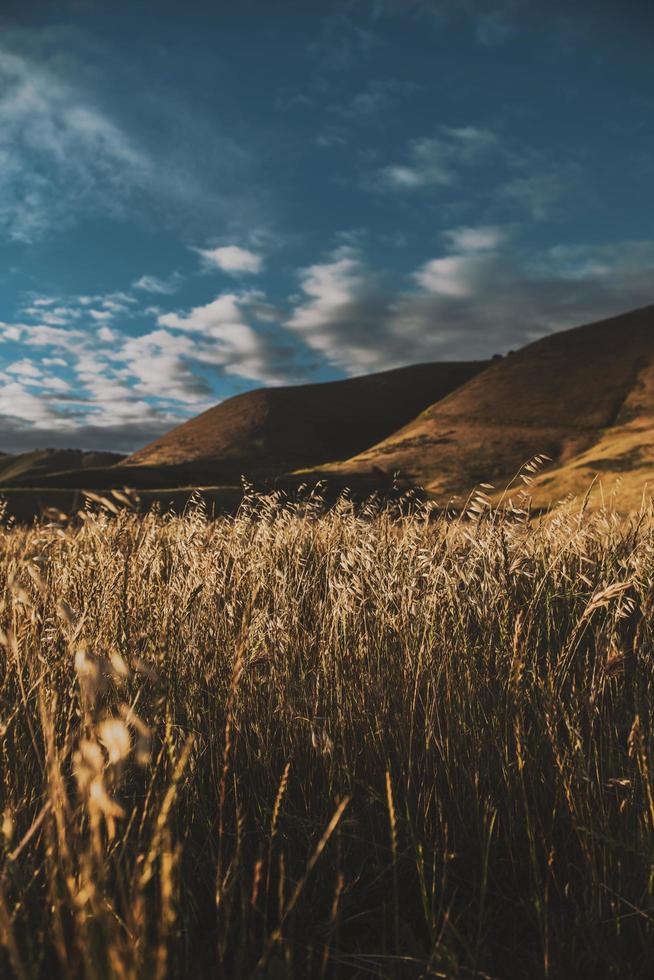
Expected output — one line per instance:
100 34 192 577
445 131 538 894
1 362 485 493
4 305 653 512
122 361 488 478
316 305 654 506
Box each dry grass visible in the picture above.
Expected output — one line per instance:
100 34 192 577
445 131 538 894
1 484 654 978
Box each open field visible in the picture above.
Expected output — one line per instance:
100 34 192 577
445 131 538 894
2 489 654 978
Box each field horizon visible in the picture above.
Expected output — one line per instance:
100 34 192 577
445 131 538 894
2 304 653 522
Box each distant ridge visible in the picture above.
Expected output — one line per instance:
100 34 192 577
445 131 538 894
0 449 125 486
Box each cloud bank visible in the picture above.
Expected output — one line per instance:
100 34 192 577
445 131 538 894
0 47 151 242
195 245 263 275
285 234 654 374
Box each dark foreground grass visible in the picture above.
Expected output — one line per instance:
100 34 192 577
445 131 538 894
1 488 654 978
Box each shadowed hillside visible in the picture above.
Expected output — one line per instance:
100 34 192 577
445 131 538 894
0 362 485 495
123 361 488 475
316 305 654 505
527 331 654 510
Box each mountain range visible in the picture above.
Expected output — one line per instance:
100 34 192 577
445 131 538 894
1 304 653 516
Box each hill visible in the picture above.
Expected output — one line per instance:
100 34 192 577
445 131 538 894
315 305 654 507
122 361 488 477
0 362 485 493
3 305 653 513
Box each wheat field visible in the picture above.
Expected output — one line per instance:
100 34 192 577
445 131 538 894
1 485 654 978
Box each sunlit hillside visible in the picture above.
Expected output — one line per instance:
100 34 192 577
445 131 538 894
318 305 654 510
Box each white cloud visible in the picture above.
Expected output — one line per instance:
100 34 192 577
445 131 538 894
103 292 137 305
2 280 294 445
0 305 194 452
0 47 151 242
132 274 178 295
414 254 497 297
0 380 72 428
374 125 498 190
113 330 212 405
39 312 70 326
0 321 28 342
19 292 140 332
22 324 86 350
157 292 297 385
285 247 392 373
159 294 247 335
101 299 130 314
443 225 508 253
66 347 179 430
287 248 371 333
6 359 42 379
43 375 71 393
413 228 513 297
1 26 270 251
195 245 263 275
284 237 654 373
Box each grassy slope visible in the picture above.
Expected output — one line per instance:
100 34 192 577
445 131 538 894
527 347 654 510
317 304 654 506
123 361 488 472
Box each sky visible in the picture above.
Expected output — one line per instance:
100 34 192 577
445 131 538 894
0 0 652 453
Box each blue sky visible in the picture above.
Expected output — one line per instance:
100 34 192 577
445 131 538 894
0 0 652 452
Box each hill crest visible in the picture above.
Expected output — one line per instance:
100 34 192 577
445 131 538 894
315 304 654 505
123 361 488 478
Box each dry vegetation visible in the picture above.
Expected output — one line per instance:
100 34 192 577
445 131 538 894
1 482 654 978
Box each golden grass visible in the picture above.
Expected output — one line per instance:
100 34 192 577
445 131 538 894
1 485 654 977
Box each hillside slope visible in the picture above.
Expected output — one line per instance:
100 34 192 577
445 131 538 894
3 362 486 491
318 305 654 504
122 361 488 477
528 347 654 510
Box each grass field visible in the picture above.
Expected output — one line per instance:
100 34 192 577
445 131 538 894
1 485 654 978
